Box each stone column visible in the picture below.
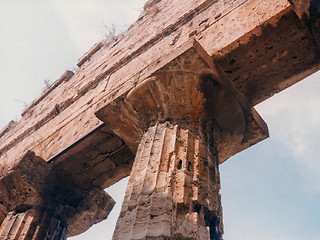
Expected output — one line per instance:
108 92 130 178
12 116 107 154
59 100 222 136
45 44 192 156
0 151 115 239
96 40 268 240
113 122 222 239
0 208 67 240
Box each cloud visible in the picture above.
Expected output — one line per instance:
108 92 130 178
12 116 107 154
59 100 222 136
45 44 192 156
0 0 147 128
0 1 80 127
256 70 320 192
51 0 146 52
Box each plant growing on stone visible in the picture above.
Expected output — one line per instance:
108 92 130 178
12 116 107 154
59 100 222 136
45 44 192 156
103 24 117 46
43 79 52 91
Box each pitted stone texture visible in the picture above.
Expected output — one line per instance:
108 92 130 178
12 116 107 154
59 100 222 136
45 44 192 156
113 122 223 240
288 0 320 46
0 151 115 237
0 208 67 240
50 126 134 190
98 41 267 240
0 0 317 184
0 151 49 211
96 41 268 163
66 188 115 237
0 0 316 238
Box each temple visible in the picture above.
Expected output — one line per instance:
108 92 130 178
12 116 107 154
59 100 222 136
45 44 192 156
0 0 318 239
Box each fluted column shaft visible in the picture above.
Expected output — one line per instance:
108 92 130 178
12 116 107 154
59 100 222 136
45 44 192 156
0 151 115 239
113 122 223 240
0 208 67 240
97 40 268 240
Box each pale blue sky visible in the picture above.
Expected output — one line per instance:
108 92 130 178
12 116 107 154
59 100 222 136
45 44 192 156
0 1 319 239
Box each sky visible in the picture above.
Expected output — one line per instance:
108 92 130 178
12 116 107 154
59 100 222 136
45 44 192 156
0 1 319 239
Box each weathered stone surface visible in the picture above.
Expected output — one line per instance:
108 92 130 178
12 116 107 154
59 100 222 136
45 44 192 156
216 8 319 105
0 0 319 237
0 121 16 139
0 1 317 186
66 188 115 237
288 0 320 46
50 125 134 190
96 40 268 163
0 208 67 240
97 41 267 239
0 206 6 228
0 151 115 237
0 151 49 211
113 122 223 240
77 42 104 67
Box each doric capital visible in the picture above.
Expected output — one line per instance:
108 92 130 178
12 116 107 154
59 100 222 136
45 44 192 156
0 151 49 211
66 187 115 237
0 151 115 237
96 40 268 162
